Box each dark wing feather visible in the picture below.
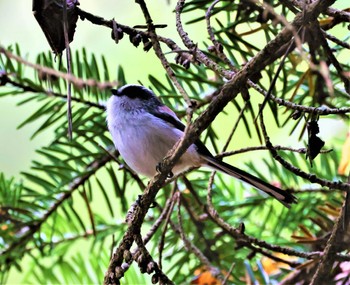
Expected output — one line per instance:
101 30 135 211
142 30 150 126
150 106 296 208
150 108 214 158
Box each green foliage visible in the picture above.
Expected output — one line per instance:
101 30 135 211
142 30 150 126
0 46 134 283
1 0 349 284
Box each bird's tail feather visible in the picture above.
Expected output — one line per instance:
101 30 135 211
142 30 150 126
203 156 297 208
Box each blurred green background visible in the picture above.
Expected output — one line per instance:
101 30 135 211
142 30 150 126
1 1 347 179
0 1 348 283
0 1 196 177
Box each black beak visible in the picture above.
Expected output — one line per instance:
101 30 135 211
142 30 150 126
111 88 121 96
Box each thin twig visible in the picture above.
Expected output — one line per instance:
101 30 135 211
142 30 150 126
143 191 176 246
0 73 105 109
184 162 347 263
318 24 350 94
63 1 73 140
221 102 250 152
104 1 347 283
259 109 350 191
218 145 332 159
157 188 177 270
310 190 350 284
252 80 350 114
136 0 192 109
256 25 303 121
206 0 236 70
176 0 233 78
176 192 215 269
0 46 117 89
222 262 235 285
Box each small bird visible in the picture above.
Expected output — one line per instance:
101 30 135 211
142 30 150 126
106 84 297 208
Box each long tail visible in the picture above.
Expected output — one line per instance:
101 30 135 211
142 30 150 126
203 156 297 208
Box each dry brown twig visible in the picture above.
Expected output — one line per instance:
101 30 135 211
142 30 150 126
1 0 350 284
104 0 350 283
0 46 117 89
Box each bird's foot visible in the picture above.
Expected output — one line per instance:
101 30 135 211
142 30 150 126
136 194 156 208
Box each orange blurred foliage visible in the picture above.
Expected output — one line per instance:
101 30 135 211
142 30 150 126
338 132 350 175
191 267 222 285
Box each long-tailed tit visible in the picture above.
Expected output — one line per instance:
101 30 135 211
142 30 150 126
106 84 296 208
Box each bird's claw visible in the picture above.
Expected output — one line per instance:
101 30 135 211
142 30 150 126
156 162 173 178
136 194 156 208
156 162 162 173
136 194 142 206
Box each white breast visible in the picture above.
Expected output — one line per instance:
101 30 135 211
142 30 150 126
106 97 202 177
